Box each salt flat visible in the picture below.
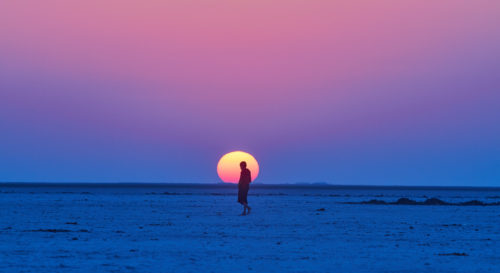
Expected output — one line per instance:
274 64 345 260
0 184 499 272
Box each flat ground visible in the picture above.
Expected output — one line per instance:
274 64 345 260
0 186 499 272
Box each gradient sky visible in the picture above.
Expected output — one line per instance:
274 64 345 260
1 0 499 185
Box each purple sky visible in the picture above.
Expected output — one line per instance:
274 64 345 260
1 0 499 185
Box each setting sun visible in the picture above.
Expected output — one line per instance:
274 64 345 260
217 151 259 183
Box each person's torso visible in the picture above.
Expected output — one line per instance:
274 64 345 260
238 169 251 187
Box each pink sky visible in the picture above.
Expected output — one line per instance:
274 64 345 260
1 0 499 184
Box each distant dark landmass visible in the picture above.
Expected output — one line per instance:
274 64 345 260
344 197 500 206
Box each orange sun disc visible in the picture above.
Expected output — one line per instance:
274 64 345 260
217 151 259 183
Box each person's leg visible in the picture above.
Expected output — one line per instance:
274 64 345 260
242 202 251 214
243 188 250 214
241 204 247 215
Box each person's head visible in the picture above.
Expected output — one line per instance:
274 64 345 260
240 161 247 170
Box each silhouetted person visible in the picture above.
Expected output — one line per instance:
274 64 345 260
238 161 252 215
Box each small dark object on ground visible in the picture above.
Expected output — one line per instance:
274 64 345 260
27 229 71 233
316 208 326 211
438 252 468 256
423 198 447 205
396 198 418 205
461 200 485 206
362 199 387 205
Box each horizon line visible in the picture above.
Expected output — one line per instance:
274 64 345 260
0 181 499 190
